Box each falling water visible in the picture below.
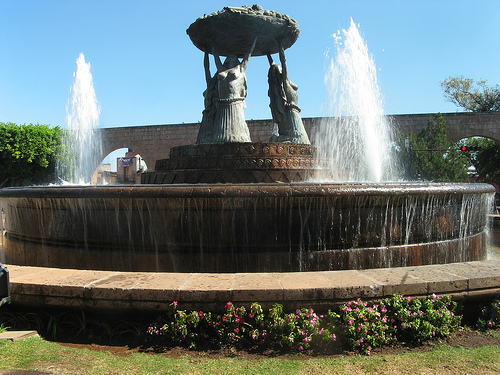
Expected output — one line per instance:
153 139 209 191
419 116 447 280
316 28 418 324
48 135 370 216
58 53 102 184
315 19 396 182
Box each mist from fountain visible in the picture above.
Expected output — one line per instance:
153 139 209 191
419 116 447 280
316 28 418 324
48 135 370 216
57 53 102 184
315 19 397 182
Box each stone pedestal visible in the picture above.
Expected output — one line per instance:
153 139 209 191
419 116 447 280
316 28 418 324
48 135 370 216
141 142 318 184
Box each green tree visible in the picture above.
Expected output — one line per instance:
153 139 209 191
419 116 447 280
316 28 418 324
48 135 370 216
458 137 500 186
0 122 63 187
396 114 469 182
441 75 500 112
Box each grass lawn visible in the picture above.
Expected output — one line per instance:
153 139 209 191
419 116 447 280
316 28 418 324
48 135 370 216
1 335 499 375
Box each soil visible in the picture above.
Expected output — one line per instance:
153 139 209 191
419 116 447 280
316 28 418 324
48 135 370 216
56 327 500 360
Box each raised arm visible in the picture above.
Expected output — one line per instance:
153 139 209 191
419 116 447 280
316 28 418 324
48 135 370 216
212 40 224 72
278 40 288 82
241 36 258 70
267 53 274 66
204 52 211 84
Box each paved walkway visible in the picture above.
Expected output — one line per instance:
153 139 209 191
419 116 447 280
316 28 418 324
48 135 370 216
5 259 500 313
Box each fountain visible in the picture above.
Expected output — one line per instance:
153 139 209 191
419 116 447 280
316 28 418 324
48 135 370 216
0 6 495 281
315 19 395 182
58 53 102 184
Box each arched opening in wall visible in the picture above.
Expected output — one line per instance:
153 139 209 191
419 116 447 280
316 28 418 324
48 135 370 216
93 148 149 184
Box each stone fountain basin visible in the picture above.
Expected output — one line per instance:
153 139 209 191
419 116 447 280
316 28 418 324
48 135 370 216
0 182 494 273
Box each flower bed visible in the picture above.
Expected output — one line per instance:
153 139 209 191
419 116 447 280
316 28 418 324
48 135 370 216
148 294 462 355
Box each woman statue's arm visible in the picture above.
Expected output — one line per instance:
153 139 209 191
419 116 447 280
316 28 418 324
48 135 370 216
204 52 211 84
267 53 274 66
278 40 288 82
241 36 258 70
212 40 224 72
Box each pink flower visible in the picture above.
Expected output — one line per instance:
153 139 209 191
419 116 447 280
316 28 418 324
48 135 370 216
172 301 178 306
225 302 233 309
234 328 239 333
199 311 204 317
332 333 337 341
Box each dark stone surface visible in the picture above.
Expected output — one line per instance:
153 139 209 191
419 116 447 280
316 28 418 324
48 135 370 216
144 142 318 183
187 5 300 57
0 183 494 272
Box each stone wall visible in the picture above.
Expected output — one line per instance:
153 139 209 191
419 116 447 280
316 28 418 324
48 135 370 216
101 111 500 171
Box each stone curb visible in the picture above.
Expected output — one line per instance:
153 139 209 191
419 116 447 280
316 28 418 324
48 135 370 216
5 259 500 313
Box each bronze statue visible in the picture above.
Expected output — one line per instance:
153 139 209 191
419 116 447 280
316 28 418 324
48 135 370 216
267 41 310 144
209 37 257 143
188 5 305 144
196 52 218 144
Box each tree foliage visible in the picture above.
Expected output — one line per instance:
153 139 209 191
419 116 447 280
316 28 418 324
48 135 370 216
441 75 500 112
459 137 500 186
396 114 469 182
0 122 63 187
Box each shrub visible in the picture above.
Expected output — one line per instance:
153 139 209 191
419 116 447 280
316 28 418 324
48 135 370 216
263 304 338 351
340 299 396 354
0 122 63 187
477 299 500 330
148 301 338 352
383 294 461 343
147 294 461 354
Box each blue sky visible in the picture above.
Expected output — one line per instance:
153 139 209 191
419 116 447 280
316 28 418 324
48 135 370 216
1 1 499 130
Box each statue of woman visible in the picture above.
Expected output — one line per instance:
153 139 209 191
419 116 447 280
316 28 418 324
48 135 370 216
210 36 257 143
267 41 310 144
196 52 218 144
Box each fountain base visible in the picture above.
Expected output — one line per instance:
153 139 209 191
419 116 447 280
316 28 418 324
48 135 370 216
141 142 318 184
0 182 494 273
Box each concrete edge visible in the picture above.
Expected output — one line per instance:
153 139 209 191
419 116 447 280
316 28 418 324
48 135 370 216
4 259 500 313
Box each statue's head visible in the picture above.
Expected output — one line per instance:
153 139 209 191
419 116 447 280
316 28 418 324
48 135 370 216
223 55 239 69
